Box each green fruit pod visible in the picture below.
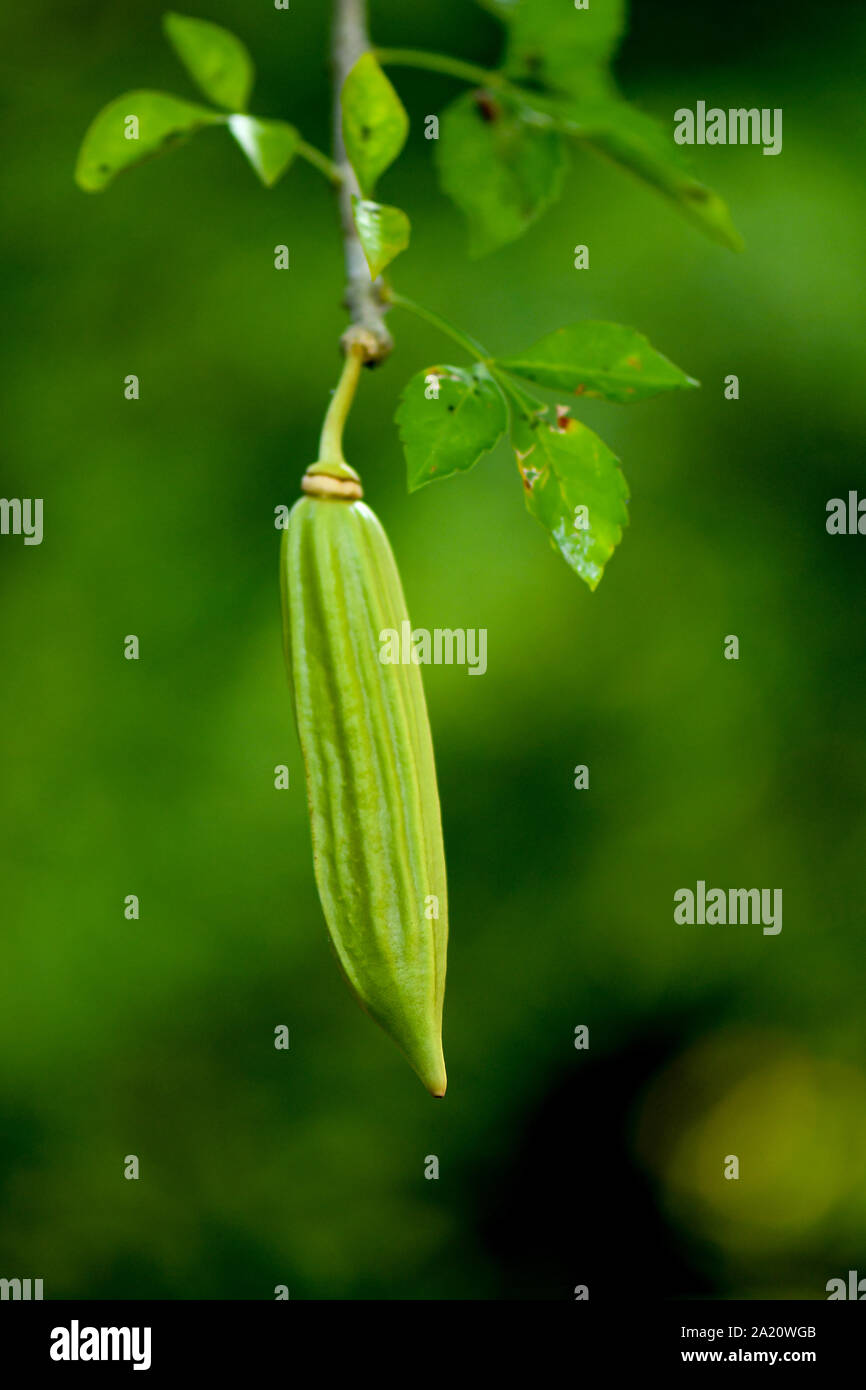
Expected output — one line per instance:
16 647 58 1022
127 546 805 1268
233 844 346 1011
281 465 448 1096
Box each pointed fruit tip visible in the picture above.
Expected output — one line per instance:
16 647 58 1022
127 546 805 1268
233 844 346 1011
417 1058 446 1098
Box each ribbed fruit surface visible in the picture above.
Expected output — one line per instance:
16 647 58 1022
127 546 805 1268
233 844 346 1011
281 494 448 1095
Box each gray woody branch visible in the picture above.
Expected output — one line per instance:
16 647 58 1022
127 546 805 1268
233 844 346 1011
332 0 393 363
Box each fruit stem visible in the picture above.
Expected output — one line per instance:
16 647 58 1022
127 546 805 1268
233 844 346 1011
317 341 366 469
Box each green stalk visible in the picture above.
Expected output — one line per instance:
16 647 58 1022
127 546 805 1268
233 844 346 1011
375 46 591 132
311 345 365 482
387 291 491 365
375 46 511 92
296 139 343 185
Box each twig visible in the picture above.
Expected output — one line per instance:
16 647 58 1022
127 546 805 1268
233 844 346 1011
332 0 392 363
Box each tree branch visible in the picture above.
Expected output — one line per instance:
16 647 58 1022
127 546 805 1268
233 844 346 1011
332 0 392 363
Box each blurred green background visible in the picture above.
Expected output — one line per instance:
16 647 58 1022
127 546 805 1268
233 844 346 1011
1 0 865 1300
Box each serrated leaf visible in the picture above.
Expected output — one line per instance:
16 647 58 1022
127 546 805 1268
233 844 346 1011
566 100 744 252
163 12 254 112
341 52 409 195
499 322 698 402
228 115 299 187
435 92 567 256
507 392 629 589
75 90 223 192
351 197 410 279
396 364 507 491
494 0 627 100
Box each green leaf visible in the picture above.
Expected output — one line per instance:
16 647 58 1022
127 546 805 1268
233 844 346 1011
565 100 744 252
493 0 627 100
163 11 254 112
228 115 299 187
499 322 698 402
351 197 410 279
395 364 507 492
506 387 629 589
435 92 567 256
341 52 409 195
482 2 741 250
75 90 223 192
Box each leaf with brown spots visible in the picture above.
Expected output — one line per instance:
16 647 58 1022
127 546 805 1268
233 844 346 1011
560 99 744 252
499 321 698 403
488 0 627 102
342 53 408 196
395 364 507 492
75 90 224 192
503 383 629 590
434 91 567 256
